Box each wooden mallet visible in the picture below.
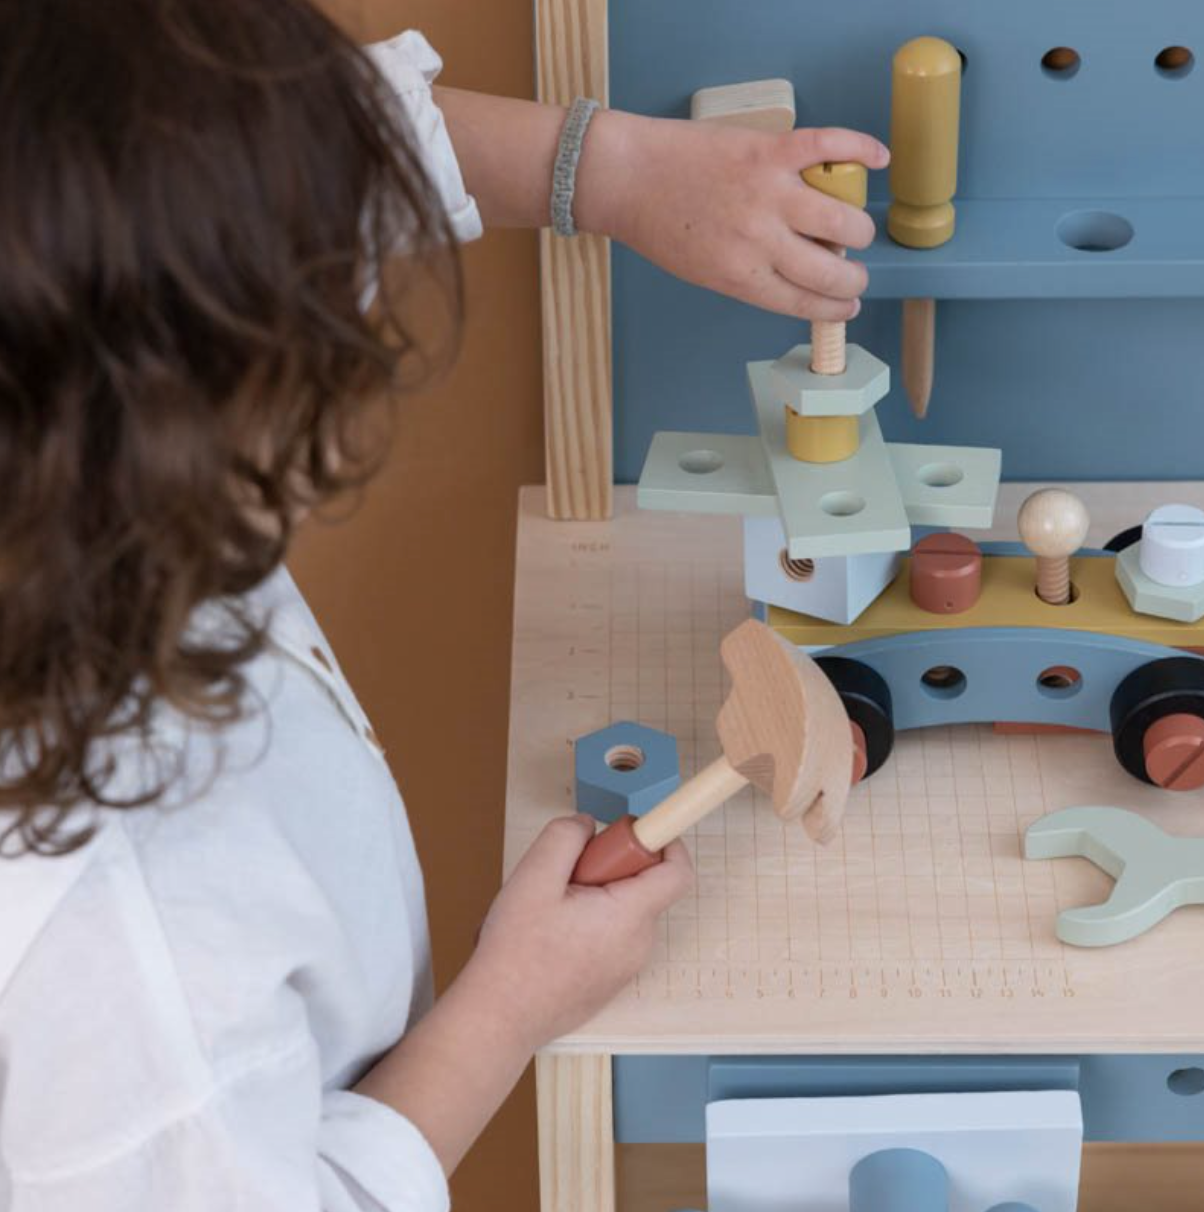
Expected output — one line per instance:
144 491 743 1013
573 619 854 886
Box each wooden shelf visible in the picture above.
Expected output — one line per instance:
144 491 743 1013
863 199 1204 299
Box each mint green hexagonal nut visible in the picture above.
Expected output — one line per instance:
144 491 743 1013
574 722 681 824
1116 543 1204 623
767 343 890 418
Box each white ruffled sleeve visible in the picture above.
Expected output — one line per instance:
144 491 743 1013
367 31 483 245
318 1091 450 1212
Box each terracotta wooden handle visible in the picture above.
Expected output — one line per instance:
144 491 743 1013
572 816 661 886
573 757 749 886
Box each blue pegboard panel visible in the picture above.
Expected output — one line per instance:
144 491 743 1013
609 3 1204 482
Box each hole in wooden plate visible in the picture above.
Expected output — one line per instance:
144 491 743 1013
918 462 964 489
679 449 724 475
921 665 968 699
1037 665 1083 699
820 491 866 518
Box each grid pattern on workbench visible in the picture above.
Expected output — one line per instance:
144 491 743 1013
605 557 1066 970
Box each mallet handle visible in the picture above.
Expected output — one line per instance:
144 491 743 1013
572 757 748 886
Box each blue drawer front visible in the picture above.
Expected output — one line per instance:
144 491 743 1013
613 1055 1204 1143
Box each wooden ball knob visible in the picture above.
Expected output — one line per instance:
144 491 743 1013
1018 489 1091 559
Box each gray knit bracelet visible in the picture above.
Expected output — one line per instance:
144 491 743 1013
551 97 601 237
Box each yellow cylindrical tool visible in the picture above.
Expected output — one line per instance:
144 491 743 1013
888 36 961 419
788 161 867 464
888 36 960 248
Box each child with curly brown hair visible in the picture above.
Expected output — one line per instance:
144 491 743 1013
0 2 886 1208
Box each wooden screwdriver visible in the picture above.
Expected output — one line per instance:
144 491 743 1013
889 36 962 418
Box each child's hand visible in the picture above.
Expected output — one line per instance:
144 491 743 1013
468 815 692 1049
577 114 889 321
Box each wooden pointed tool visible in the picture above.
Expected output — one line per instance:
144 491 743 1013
573 620 853 886
889 36 962 418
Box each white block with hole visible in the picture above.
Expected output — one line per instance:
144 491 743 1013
706 1091 1083 1212
886 443 1002 529
638 430 1002 535
743 516 902 623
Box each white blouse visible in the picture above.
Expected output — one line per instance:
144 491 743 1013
0 34 481 1212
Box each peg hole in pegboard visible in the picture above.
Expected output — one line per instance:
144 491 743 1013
779 551 816 582
1155 46 1194 78
1056 210 1133 253
1167 1067 1204 1096
678 449 723 475
921 665 968 700
1041 47 1081 79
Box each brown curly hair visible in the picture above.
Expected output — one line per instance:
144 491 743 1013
0 0 462 854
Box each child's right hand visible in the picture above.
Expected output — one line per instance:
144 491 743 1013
468 815 693 1050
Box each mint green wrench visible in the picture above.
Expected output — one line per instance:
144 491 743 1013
1025 806 1204 948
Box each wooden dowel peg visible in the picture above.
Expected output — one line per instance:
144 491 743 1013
900 298 936 419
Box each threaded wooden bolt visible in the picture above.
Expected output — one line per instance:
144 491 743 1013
788 162 869 465
1018 489 1091 606
802 161 868 377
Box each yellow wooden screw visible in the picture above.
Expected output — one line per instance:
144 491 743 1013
787 161 868 464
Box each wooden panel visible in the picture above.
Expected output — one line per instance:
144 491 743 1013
505 484 1204 1054
304 7 545 1212
617 1143 1204 1212
535 0 613 520
537 1053 616 1212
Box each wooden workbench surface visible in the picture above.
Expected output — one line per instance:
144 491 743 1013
504 484 1204 1055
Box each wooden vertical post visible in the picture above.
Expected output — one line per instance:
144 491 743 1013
536 1052 616 1212
535 0 613 520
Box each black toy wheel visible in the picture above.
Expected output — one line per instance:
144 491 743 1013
815 656 894 780
1110 657 1204 787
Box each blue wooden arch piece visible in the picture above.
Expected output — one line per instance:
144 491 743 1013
816 627 1204 733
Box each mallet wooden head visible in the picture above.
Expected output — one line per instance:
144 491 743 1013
716 619 853 840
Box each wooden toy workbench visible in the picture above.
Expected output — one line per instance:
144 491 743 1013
527 4 1204 1206
504 483 1204 1212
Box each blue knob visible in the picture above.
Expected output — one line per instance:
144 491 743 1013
849 1148 949 1212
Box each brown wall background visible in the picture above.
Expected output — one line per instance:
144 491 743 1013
296 2 544 1207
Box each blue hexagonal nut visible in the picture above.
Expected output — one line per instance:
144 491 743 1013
768 342 890 417
574 721 681 823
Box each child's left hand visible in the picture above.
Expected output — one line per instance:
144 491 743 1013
576 113 889 322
